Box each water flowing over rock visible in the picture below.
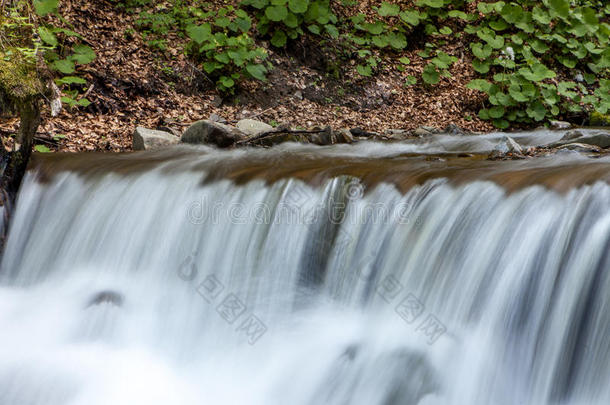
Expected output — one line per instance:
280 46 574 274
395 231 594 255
0 144 609 405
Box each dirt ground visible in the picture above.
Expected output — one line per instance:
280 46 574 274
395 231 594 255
0 0 495 152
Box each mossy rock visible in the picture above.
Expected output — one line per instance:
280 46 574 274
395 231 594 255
590 112 610 127
0 50 43 113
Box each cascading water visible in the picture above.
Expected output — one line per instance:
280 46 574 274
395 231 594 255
0 140 609 405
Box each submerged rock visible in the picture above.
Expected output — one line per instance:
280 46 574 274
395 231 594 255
236 119 273 137
133 127 179 151
557 130 610 149
87 290 124 308
557 143 602 153
181 120 246 148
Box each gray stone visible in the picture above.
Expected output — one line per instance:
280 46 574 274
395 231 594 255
236 119 273 137
384 129 411 140
443 123 466 135
491 135 523 156
413 127 435 137
181 120 246 148
560 130 584 141
350 127 377 138
334 128 354 144
550 120 571 130
574 132 610 149
308 126 333 145
557 130 610 149
133 127 179 151
556 143 602 153
208 113 228 124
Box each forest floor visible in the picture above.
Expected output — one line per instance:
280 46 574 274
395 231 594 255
1 0 496 152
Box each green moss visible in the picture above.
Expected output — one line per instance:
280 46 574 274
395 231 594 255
590 112 610 127
0 50 43 102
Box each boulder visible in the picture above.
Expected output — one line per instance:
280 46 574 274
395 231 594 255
550 120 571 130
334 128 354 144
133 127 179 151
557 130 610 149
181 120 246 148
236 119 273 137
308 126 333 145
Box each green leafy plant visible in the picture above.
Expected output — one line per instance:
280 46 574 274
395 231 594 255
186 6 268 92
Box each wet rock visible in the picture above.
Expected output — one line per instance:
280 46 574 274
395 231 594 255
350 127 377 138
236 119 273 137
489 135 523 158
384 129 411 140
550 120 571 130
560 130 584 142
181 120 246 148
87 290 123 308
208 113 228 124
413 126 438 137
309 126 333 145
443 123 466 135
557 130 610 149
133 127 179 151
334 128 354 144
557 143 602 153
156 126 181 137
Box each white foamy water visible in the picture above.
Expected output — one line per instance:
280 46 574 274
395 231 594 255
1 146 609 405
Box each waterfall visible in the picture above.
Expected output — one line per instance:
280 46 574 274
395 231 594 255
1 145 609 405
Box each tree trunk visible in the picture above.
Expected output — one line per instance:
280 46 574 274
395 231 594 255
0 100 40 249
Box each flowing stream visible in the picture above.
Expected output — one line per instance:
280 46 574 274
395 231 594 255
1 139 609 405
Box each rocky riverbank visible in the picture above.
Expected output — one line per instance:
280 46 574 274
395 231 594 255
133 117 610 160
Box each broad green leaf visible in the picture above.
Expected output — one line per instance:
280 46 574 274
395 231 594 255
246 64 267 81
186 24 212 45
356 65 372 76
52 59 75 74
34 145 51 153
265 5 288 22
288 0 309 14
416 0 443 9
467 79 493 93
378 2 400 17
71 45 96 64
422 64 440 84
38 27 57 47
271 30 287 47
55 76 86 85
34 0 58 16
548 0 570 19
